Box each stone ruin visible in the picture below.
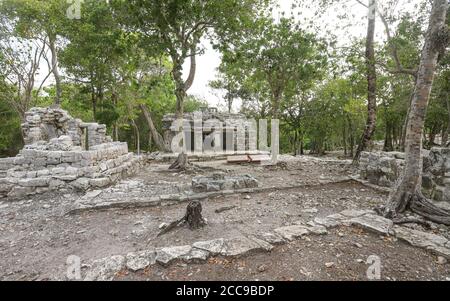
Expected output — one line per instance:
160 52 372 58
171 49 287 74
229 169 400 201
192 173 260 193
0 107 142 199
162 107 258 154
359 148 450 202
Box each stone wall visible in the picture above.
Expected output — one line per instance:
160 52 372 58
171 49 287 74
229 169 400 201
359 148 450 202
0 107 142 199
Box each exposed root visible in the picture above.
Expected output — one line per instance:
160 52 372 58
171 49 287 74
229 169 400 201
157 217 186 237
215 206 237 214
409 194 450 226
391 216 432 230
381 191 450 226
169 153 190 171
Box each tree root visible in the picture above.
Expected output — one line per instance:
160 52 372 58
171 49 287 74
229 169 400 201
409 194 450 226
380 192 450 226
391 216 432 230
169 153 190 171
157 201 206 237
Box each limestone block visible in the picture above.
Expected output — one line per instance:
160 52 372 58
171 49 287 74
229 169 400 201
274 225 310 241
49 179 66 189
0 183 13 193
54 174 78 182
13 157 25 165
61 152 82 163
18 177 50 187
125 250 156 272
156 246 192 265
51 167 66 175
37 169 50 177
84 255 125 281
70 178 91 191
89 178 111 188
6 170 24 179
26 171 37 178
8 186 36 198
220 236 270 257
192 239 225 255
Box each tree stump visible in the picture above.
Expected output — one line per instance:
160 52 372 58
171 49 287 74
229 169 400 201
157 201 206 237
169 153 189 170
184 201 206 229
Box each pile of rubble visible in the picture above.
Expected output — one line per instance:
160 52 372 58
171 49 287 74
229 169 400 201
359 148 450 202
0 107 142 199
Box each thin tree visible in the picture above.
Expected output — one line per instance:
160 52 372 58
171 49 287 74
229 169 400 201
353 0 378 163
382 0 450 224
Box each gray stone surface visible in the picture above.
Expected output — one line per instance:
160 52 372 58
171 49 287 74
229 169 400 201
125 250 156 272
349 214 394 235
156 245 193 265
314 214 346 228
220 236 270 257
258 232 286 245
274 225 310 241
192 174 259 193
394 226 448 248
192 239 225 255
84 255 125 281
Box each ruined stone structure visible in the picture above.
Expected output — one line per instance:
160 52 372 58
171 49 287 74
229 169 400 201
0 107 142 199
359 148 450 202
192 173 260 193
162 107 258 154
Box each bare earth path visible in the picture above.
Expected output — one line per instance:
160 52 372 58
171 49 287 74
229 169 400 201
0 155 449 281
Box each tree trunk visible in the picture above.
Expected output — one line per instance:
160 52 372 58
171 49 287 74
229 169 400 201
148 131 153 151
293 130 298 155
400 92 415 151
140 104 169 152
353 0 378 164
384 120 394 151
300 134 304 155
169 152 190 171
184 47 197 91
442 124 448 146
48 35 62 106
271 92 282 119
343 119 348 156
443 94 450 146
113 123 119 142
227 92 233 114
383 0 450 224
131 119 140 156
171 56 186 119
347 115 355 158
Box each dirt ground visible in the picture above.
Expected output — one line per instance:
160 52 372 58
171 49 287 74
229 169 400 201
118 227 450 281
0 154 449 281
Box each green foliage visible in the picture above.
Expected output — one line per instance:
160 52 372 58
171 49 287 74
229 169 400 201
0 0 448 158
0 98 22 157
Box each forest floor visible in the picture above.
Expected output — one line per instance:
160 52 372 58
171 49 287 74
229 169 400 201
0 153 449 281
